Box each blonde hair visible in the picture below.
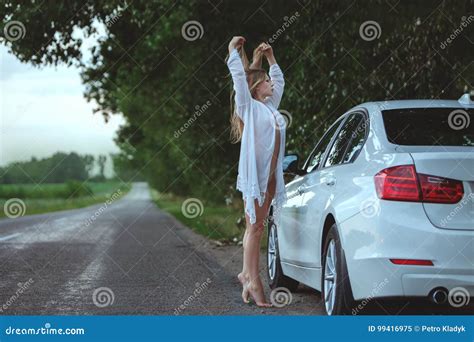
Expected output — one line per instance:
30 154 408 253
226 46 268 144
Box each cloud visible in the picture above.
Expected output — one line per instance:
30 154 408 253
0 43 126 178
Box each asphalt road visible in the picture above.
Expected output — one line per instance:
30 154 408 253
0 182 471 315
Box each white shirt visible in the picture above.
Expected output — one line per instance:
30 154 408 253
226 48 288 226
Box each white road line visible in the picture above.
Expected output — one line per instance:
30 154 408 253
0 233 21 241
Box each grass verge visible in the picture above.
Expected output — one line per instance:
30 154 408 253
150 188 268 249
150 189 245 244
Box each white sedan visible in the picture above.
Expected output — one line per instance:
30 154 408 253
267 93 474 315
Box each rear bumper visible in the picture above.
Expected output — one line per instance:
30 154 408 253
402 273 474 297
338 200 474 301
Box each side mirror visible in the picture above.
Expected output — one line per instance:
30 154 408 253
283 153 306 176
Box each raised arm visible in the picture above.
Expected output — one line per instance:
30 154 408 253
226 36 252 120
263 44 285 109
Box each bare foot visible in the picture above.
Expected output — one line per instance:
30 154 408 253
247 279 273 308
237 272 248 285
242 285 250 304
238 272 250 303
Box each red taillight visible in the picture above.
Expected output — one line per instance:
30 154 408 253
390 259 434 266
374 165 464 204
418 173 464 203
374 165 421 201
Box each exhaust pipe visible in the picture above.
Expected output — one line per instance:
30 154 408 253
430 288 448 304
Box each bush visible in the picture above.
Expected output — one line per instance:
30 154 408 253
64 180 93 198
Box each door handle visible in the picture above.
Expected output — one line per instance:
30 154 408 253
297 184 306 195
326 178 336 186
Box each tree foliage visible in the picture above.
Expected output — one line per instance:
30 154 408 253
2 0 472 203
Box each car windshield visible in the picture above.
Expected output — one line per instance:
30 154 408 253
382 107 474 146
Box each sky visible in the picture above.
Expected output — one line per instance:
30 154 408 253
0 22 126 178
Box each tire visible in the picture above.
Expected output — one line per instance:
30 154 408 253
267 217 299 292
321 223 356 315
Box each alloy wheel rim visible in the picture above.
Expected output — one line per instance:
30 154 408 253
267 223 277 280
324 239 337 315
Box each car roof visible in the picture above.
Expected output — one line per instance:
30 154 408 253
358 99 474 111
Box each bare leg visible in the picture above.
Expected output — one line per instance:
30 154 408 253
238 221 250 302
242 175 275 307
244 221 272 307
239 223 250 282
240 121 279 306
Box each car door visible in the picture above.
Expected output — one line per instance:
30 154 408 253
278 173 307 264
298 112 367 268
283 116 346 266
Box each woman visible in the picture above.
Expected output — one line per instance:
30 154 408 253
226 36 288 307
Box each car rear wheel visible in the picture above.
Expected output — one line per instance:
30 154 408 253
322 224 356 315
267 218 299 292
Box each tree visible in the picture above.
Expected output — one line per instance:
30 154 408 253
2 0 472 203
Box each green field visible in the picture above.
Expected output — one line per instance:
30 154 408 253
0 181 131 218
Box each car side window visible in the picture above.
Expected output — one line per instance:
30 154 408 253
324 113 364 168
306 119 343 173
341 115 368 163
